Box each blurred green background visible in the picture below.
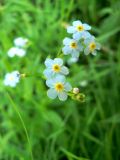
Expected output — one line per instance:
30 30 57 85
0 0 120 159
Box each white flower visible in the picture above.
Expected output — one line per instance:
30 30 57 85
67 57 78 65
84 36 101 56
62 37 83 58
67 20 91 40
7 47 26 57
46 75 72 101
43 58 69 78
80 80 88 87
4 71 20 87
14 37 28 47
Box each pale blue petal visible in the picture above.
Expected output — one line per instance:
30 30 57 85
58 92 68 101
83 23 91 30
82 32 91 39
64 82 72 91
43 69 53 78
92 51 97 56
62 46 71 55
96 43 101 50
60 66 69 75
63 37 71 45
46 79 54 88
47 89 57 99
45 58 53 67
73 20 82 27
78 44 84 52
71 50 80 58
54 58 63 66
84 47 90 55
67 26 76 33
73 32 83 40
55 75 66 83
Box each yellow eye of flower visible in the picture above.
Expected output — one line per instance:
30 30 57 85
89 42 96 51
55 83 64 92
52 64 61 72
70 42 77 49
9 76 14 81
76 25 84 31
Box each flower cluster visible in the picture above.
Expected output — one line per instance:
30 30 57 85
62 20 101 59
44 58 72 101
3 20 101 102
7 37 28 57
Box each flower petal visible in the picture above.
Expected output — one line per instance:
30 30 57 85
84 47 90 55
92 51 97 56
46 79 54 88
61 66 69 75
96 43 101 50
73 32 83 40
73 20 82 27
58 92 68 101
54 58 63 66
67 26 76 33
55 75 66 83
83 23 91 30
63 37 71 45
45 58 53 67
43 69 53 78
47 89 57 99
64 82 72 91
62 46 71 55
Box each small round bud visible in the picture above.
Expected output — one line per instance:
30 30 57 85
76 93 85 102
20 74 26 78
73 88 80 94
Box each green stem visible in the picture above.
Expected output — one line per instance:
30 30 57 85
6 92 34 160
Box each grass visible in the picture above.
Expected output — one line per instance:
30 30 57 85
0 0 120 159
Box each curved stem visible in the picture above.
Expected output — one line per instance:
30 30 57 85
6 92 34 160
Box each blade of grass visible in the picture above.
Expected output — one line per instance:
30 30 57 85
6 92 34 160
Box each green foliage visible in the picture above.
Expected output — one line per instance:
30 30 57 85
0 0 120 159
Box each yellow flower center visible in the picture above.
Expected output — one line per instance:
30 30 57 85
89 42 96 51
52 64 61 72
55 83 64 92
70 42 77 49
9 76 14 81
76 25 84 31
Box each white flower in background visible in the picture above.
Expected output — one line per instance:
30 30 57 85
80 80 88 87
67 20 91 40
84 36 101 56
46 75 72 101
7 47 26 57
62 37 83 58
44 58 69 78
4 71 20 87
67 57 79 65
14 37 28 47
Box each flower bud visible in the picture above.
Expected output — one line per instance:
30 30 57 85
73 88 80 94
76 93 85 102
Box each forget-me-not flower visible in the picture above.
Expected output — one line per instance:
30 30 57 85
7 47 26 57
62 37 83 58
84 36 101 56
4 71 20 87
44 58 69 78
14 37 28 48
67 20 91 40
46 75 72 101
